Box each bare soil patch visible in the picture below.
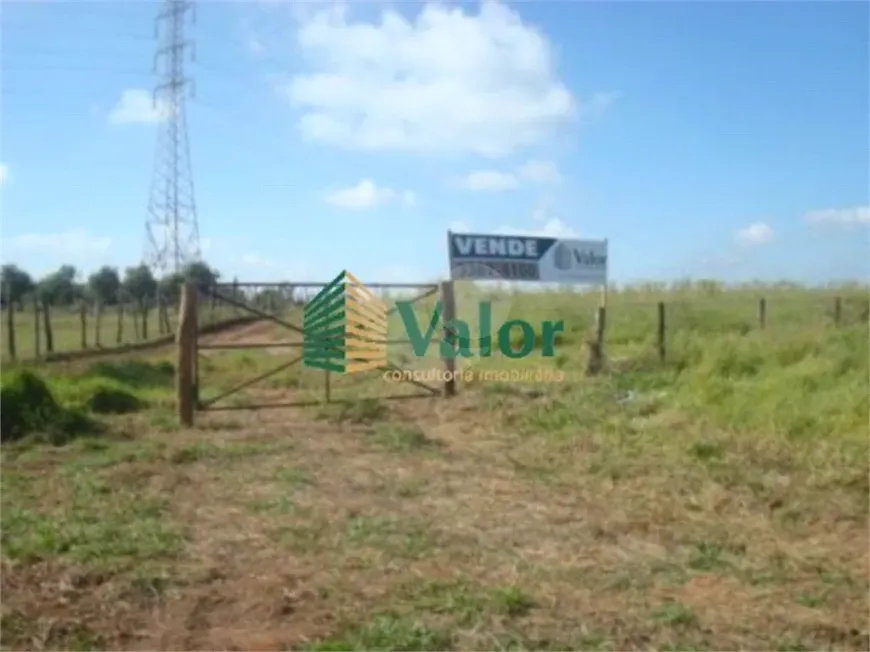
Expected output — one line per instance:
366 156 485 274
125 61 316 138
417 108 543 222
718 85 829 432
3 379 867 651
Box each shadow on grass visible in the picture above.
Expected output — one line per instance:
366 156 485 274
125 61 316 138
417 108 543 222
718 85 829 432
85 360 174 389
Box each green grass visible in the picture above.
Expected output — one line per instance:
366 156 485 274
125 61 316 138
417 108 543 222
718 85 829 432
1 467 183 568
0 281 867 651
0 301 243 363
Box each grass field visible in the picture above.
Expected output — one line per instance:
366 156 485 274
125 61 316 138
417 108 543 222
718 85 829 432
0 300 245 363
1 283 868 651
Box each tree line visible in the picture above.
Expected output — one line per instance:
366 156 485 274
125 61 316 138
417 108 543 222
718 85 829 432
0 261 225 310
0 261 305 315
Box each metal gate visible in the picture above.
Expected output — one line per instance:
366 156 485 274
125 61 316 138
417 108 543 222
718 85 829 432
189 280 449 413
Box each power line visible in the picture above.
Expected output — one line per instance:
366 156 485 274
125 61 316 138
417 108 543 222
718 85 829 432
144 0 201 277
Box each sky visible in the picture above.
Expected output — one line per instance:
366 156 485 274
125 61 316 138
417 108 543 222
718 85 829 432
1 0 868 287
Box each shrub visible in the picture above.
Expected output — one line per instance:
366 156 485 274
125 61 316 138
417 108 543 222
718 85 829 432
85 360 174 389
50 373 148 416
83 385 144 415
1 370 97 445
1 370 60 442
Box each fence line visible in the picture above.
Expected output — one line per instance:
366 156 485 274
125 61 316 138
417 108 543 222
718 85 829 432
1 291 867 364
0 291 268 363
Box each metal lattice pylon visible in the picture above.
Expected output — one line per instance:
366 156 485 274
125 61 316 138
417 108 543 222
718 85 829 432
144 0 200 276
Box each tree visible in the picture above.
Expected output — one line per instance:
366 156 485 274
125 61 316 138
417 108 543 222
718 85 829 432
38 265 78 306
0 264 34 308
155 260 219 305
87 266 121 305
158 271 185 305
122 264 158 305
183 261 220 290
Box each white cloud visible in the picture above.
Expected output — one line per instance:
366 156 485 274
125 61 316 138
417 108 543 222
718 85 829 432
4 229 112 256
582 91 619 120
497 218 578 238
282 2 608 158
531 199 554 223
804 206 870 227
0 163 8 187
460 170 519 192
248 36 266 56
108 89 168 125
325 179 416 210
735 221 774 246
460 159 560 192
455 205 578 238
518 159 560 184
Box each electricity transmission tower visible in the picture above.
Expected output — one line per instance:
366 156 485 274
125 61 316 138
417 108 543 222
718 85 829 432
144 0 200 277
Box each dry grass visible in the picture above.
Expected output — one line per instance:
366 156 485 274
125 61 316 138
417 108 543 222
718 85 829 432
1 284 867 651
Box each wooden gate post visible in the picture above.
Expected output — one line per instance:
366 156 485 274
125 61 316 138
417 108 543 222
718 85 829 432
177 282 197 427
440 280 457 397
191 285 199 406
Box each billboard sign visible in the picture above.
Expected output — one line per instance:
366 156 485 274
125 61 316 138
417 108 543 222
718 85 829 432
448 232 607 284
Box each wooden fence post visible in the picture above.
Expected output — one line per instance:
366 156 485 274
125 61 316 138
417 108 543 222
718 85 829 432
141 303 149 340
33 296 41 358
79 302 88 349
657 301 666 362
5 295 16 361
162 300 172 334
132 303 141 340
116 304 124 344
177 282 197 427
440 280 457 397
757 297 766 329
42 299 53 354
156 297 165 336
596 306 607 348
156 293 171 335
585 305 607 375
94 301 103 348
833 296 842 326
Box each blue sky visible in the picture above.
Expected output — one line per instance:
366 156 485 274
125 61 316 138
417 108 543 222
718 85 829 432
1 0 868 286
